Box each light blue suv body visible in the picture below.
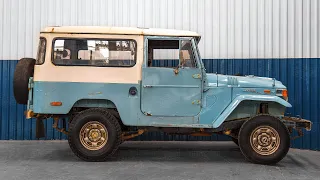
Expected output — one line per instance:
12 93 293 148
28 36 290 129
15 26 311 164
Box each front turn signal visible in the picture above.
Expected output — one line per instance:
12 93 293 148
264 89 271 94
282 90 288 100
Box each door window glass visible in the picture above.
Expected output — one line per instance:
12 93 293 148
147 39 197 68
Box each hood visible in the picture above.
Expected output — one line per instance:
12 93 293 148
206 73 286 89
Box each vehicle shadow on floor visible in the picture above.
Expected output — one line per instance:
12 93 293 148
114 148 245 163
1 141 319 170
27 141 319 169
49 141 248 163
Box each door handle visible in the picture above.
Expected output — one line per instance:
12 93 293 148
143 85 153 88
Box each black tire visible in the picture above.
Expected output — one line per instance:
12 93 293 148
13 58 36 104
108 109 121 120
231 137 239 146
107 109 125 144
238 115 290 165
68 108 122 161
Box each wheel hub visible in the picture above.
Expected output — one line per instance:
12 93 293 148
250 126 280 156
79 121 108 151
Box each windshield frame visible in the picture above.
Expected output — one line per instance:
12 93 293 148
191 38 204 70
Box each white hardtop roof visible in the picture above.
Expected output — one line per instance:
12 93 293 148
41 26 200 37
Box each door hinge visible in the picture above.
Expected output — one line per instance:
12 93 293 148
192 74 201 79
192 100 201 105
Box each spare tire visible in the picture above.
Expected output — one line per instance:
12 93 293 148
13 58 36 104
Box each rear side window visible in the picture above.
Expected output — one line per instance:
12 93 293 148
52 39 136 67
36 37 46 65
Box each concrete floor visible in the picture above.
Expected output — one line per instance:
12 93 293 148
0 141 319 180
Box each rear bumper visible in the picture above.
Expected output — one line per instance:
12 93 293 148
282 116 312 131
26 77 34 118
25 110 34 119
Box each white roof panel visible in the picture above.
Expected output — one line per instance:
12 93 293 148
41 26 200 37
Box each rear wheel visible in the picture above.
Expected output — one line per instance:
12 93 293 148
68 108 122 161
238 115 290 165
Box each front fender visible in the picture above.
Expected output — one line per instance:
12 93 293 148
212 95 292 128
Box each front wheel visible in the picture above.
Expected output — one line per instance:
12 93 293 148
238 115 290 165
68 108 122 161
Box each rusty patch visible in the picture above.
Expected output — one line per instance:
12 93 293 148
122 129 146 141
282 116 312 131
191 132 212 136
25 110 34 119
52 117 68 135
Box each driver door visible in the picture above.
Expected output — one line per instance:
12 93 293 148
141 37 202 117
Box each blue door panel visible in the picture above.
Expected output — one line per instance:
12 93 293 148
141 67 202 116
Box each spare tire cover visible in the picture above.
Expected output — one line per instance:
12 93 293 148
13 58 36 104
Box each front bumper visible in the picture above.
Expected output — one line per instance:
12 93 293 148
282 116 312 131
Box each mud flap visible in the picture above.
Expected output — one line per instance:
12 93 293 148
36 118 45 139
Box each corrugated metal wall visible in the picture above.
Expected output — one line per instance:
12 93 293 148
0 0 320 150
1 0 319 59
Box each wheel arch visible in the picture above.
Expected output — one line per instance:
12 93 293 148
212 95 291 128
69 99 122 122
72 99 117 109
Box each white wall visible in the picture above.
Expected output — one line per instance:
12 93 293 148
0 0 319 60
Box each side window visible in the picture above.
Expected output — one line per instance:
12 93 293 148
36 37 46 65
152 49 179 68
52 39 136 67
148 40 179 68
147 39 197 68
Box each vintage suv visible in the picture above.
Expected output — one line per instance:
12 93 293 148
13 26 311 164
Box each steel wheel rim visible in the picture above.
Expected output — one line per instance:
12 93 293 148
79 121 108 151
250 125 280 156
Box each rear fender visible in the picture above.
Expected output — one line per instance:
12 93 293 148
212 95 292 128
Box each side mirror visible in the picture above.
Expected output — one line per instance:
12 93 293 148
173 63 183 75
179 51 186 68
174 51 187 75
173 67 179 75
180 58 186 68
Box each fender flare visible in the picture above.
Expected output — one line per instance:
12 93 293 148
212 95 292 128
